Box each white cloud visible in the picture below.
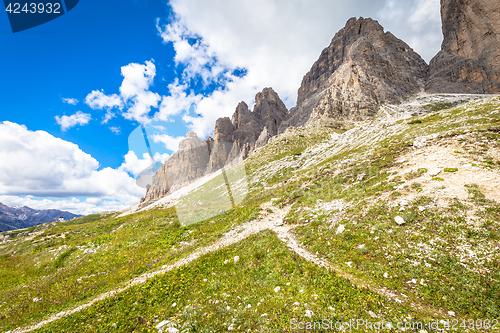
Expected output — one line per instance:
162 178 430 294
85 61 162 125
151 133 184 152
62 97 79 105
55 111 91 131
119 61 162 124
157 78 202 121
110 126 121 135
118 151 153 177
0 122 144 213
153 152 170 164
85 90 123 110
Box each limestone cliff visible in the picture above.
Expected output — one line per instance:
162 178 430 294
279 17 428 131
143 88 287 202
426 0 500 93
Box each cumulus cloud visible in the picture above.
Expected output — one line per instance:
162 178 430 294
118 151 153 177
85 90 123 110
0 122 144 212
55 111 91 131
85 61 162 124
157 78 202 121
62 97 79 105
153 152 170 164
85 90 123 124
151 133 184 152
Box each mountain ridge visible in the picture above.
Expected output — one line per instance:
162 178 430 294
0 202 81 232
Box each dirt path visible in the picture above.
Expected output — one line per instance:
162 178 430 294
12 201 450 333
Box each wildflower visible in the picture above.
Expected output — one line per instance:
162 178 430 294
274 286 280 293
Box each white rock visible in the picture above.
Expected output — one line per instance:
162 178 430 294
274 286 280 292
156 320 168 329
394 216 405 225
429 169 441 176
383 272 389 278
448 311 455 317
234 256 239 263
171 302 177 307
336 224 345 234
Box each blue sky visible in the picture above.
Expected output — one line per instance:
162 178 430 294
0 0 443 214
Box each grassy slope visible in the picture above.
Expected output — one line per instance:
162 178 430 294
0 96 499 332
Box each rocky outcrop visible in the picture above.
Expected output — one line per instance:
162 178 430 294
144 131 212 202
280 17 428 131
253 88 288 136
143 88 287 202
426 0 500 93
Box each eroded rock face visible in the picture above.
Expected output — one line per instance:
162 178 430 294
206 117 234 173
280 17 428 131
144 131 211 202
253 88 288 136
427 0 500 93
143 88 288 202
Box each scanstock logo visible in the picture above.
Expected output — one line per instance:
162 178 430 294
3 0 79 33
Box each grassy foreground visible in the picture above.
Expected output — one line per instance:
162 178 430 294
0 95 499 332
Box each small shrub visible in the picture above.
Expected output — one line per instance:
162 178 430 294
432 177 444 181
411 182 421 189
444 167 458 172
417 168 427 174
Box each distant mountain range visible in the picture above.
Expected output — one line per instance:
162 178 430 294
0 202 81 232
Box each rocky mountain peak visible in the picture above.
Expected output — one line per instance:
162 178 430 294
280 16 428 132
231 101 252 129
253 87 288 136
